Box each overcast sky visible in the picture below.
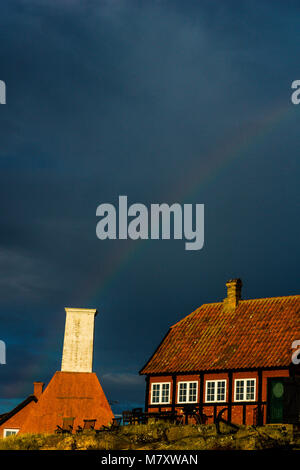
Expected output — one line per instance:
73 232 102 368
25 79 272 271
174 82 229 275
0 0 299 413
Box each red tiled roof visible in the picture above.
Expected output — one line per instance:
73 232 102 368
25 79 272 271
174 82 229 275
140 295 300 374
19 371 114 434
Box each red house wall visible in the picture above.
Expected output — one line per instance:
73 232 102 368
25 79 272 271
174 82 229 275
147 368 290 425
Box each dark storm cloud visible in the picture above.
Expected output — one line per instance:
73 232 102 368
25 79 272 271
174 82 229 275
0 0 299 408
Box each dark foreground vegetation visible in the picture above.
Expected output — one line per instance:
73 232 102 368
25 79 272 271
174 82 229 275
1 422 299 450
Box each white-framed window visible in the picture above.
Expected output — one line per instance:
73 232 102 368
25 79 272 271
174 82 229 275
4 429 19 438
150 382 171 404
234 379 256 402
205 380 227 402
177 381 198 403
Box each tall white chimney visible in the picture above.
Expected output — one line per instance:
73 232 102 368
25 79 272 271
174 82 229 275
61 308 98 373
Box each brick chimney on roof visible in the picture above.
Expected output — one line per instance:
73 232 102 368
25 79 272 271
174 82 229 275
223 278 242 312
33 382 44 398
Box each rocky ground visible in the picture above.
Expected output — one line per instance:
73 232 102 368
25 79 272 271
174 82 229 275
1 422 300 450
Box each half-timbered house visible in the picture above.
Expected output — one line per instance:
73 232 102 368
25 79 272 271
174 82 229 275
140 279 300 425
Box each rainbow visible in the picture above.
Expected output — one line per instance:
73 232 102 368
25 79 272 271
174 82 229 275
79 101 295 305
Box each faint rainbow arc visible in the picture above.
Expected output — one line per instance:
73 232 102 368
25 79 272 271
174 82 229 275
79 102 294 304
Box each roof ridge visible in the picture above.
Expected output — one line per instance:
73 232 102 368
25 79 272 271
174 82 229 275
240 294 300 301
170 294 300 328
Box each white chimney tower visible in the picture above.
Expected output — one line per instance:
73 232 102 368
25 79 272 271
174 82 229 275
61 308 98 373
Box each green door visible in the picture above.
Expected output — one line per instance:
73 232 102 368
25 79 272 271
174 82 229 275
268 379 284 423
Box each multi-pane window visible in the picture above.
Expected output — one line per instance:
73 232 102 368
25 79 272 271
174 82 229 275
4 429 19 438
205 380 226 402
177 381 198 403
206 381 215 402
189 382 197 402
246 380 255 401
151 383 171 404
151 383 160 403
234 379 256 402
216 381 226 401
235 380 244 401
178 382 187 403
161 383 170 403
